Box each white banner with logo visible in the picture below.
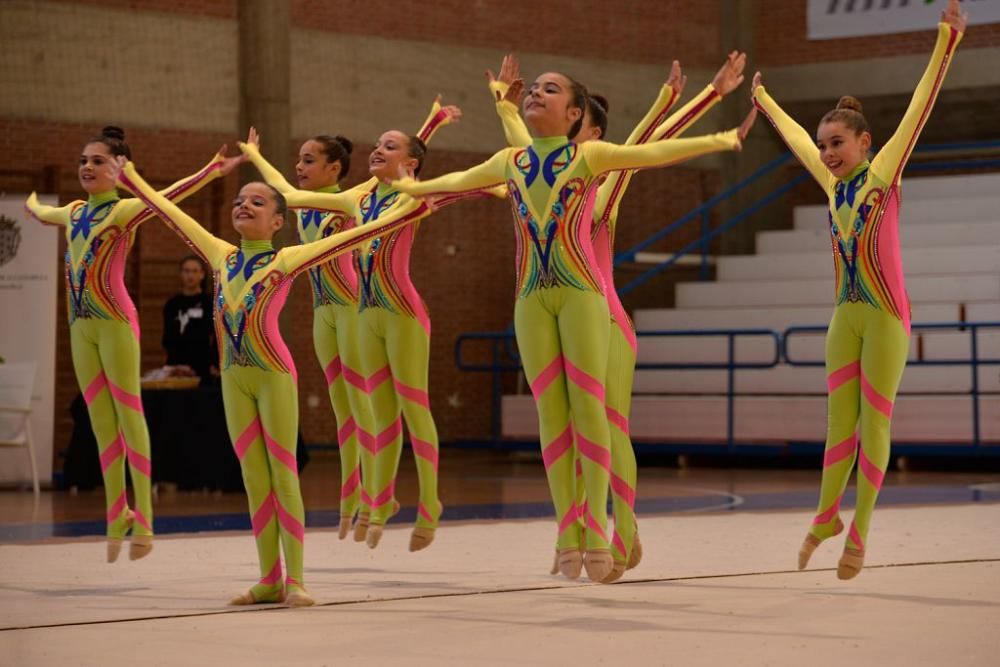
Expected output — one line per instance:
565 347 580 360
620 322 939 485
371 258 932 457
808 0 1000 40
0 195 58 485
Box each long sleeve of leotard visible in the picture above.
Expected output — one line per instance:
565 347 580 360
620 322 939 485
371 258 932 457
241 142 357 214
625 83 682 145
25 153 226 228
650 84 721 142
872 22 962 185
117 162 234 267
753 85 830 188
489 80 533 148
431 183 508 208
593 83 718 224
496 99 533 148
416 96 455 144
24 193 76 226
240 144 297 196
280 199 431 277
583 130 740 175
392 149 512 198
115 152 228 228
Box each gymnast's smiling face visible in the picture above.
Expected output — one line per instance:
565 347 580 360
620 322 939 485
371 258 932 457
231 182 285 241
78 143 120 195
369 130 419 182
816 121 871 180
522 73 584 139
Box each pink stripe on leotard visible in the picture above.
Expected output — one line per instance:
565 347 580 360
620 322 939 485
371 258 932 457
387 224 432 334
84 371 108 405
275 497 306 543
393 379 430 409
337 416 357 446
324 356 343 385
263 427 299 476
861 373 894 418
261 281 299 381
827 361 861 393
233 418 262 460
542 426 574 471
341 466 361 498
106 237 141 341
99 433 125 472
410 436 439 470
564 357 606 403
575 429 611 472
530 355 564 399
251 493 276 537
858 448 886 490
823 434 858 468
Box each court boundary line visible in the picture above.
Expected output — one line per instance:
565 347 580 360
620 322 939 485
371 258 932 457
3 556 997 633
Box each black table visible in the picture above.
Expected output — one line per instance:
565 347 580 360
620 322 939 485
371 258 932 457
63 384 309 492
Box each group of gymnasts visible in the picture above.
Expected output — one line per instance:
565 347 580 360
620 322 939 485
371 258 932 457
26 1 967 608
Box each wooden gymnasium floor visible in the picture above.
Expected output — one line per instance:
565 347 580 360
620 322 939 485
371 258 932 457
1 450 999 666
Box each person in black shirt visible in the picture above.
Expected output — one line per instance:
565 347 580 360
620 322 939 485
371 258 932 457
162 255 217 378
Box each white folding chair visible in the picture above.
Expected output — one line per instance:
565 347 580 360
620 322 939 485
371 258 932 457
0 361 40 497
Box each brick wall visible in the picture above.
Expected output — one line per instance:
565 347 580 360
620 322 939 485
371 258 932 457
291 0 722 67
2 117 718 463
63 0 723 66
756 1 1000 66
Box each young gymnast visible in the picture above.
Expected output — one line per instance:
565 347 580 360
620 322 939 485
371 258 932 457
753 0 967 579
25 128 242 562
116 151 438 605
243 98 461 541
391 69 755 582
486 52 749 581
242 102 500 553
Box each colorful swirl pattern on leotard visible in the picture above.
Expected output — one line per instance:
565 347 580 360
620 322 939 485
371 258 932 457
755 22 962 330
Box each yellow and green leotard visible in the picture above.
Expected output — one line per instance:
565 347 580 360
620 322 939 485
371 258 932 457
392 128 741 563
25 153 227 544
489 79 724 568
248 99 457 530
246 102 460 540
753 22 962 556
118 160 431 600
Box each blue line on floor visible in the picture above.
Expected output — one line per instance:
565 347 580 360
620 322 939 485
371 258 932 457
1 483 996 543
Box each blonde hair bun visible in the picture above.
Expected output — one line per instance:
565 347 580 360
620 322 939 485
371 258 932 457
836 96 863 113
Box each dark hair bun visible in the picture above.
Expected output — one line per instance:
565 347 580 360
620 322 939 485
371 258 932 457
334 135 353 154
590 94 609 114
101 125 126 141
836 96 863 113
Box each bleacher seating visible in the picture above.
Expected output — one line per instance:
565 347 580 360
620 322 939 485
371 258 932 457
501 172 1000 447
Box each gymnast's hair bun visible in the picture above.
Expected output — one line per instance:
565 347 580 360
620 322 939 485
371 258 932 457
836 96 863 113
590 94 610 114
101 125 126 141
333 135 354 154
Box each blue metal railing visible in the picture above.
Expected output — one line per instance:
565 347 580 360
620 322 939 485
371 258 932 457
455 328 781 447
455 321 1000 454
614 139 1000 295
784 321 1000 449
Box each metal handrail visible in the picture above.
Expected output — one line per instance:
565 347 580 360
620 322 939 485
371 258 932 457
455 321 1000 452
784 321 1000 447
456 328 783 448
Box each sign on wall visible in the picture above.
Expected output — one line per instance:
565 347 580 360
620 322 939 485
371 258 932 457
808 0 1000 40
0 195 58 486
